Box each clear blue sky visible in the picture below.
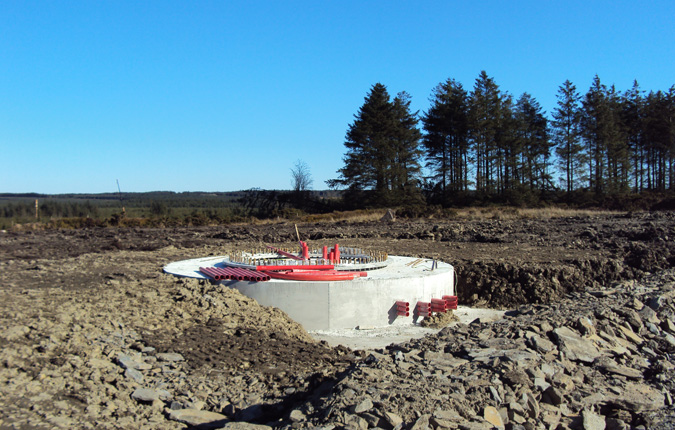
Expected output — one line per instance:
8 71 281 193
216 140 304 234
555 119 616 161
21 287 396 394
2 1 674 194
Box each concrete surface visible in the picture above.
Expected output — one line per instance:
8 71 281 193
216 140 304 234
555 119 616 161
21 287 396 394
164 255 455 331
310 306 507 350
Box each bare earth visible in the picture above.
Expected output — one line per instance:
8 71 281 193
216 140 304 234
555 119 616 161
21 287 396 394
1 211 675 429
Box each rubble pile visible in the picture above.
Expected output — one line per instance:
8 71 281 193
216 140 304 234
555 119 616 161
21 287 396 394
2 213 675 429
294 269 675 429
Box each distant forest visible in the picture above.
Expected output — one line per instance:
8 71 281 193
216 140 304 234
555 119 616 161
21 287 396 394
0 190 342 228
329 72 675 208
2 71 674 228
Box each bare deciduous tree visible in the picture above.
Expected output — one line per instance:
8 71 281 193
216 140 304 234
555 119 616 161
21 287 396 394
290 159 313 192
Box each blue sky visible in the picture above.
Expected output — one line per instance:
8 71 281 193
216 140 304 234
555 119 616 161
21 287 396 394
2 1 674 193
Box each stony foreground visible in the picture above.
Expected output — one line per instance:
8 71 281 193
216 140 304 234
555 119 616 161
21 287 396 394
1 212 675 429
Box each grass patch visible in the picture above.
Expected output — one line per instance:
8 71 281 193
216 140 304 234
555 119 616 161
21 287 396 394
446 207 624 220
299 209 388 223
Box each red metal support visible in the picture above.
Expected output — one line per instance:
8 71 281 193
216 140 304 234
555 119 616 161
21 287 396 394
416 301 432 317
267 245 303 261
396 301 410 317
255 265 335 272
262 270 359 281
301 241 309 260
442 295 458 310
201 266 270 282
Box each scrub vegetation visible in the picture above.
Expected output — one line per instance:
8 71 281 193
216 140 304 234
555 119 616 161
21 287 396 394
2 189 674 231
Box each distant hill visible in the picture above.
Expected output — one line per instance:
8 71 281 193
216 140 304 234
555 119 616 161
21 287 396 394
0 190 340 201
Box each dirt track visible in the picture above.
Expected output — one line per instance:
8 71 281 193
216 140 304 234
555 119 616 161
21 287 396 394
1 211 675 428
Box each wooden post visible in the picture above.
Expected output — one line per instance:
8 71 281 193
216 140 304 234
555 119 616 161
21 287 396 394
35 199 38 220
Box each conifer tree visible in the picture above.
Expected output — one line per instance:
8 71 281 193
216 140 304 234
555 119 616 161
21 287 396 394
469 71 503 194
622 81 644 190
669 86 675 190
329 83 392 199
390 91 424 202
643 89 675 190
605 84 630 193
581 76 610 193
329 83 422 206
421 79 470 198
514 93 551 190
495 93 517 193
581 76 631 194
552 80 585 192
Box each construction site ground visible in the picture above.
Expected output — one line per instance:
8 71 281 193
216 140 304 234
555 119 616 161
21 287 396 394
1 211 675 429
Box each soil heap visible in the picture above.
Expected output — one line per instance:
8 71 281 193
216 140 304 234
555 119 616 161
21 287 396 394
1 211 674 429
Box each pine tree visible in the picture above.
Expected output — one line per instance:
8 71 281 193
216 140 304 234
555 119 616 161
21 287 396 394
643 89 675 190
643 91 660 190
669 86 675 190
605 84 630 193
622 81 644 191
329 83 422 206
469 71 503 194
329 83 393 198
514 93 551 190
582 76 632 194
421 79 470 198
495 93 517 193
552 80 585 192
581 76 608 193
390 91 424 203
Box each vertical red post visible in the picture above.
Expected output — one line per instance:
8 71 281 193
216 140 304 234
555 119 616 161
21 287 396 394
334 244 340 263
322 246 328 260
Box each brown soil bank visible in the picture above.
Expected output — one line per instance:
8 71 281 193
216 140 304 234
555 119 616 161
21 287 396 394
209 210 675 308
1 210 675 429
4 211 674 309
9 209 667 309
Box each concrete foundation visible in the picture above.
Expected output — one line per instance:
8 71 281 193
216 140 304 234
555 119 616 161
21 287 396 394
164 255 454 331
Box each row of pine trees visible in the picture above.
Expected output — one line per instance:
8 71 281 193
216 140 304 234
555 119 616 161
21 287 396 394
330 72 675 206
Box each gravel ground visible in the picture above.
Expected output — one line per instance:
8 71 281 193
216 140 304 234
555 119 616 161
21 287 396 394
1 211 675 429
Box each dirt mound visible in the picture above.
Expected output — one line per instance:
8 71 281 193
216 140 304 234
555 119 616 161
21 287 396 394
419 310 459 328
142 277 354 380
1 211 675 428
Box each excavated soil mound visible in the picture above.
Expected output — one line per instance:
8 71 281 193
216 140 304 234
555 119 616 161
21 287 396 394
1 211 675 428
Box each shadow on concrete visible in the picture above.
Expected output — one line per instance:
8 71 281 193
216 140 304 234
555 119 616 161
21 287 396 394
388 304 399 324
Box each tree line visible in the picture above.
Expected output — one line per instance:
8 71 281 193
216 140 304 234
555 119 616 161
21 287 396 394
330 72 675 207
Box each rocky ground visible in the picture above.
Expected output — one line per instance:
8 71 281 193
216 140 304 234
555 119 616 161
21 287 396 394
1 211 675 429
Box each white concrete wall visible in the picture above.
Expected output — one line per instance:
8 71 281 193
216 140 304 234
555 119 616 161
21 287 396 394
325 266 454 329
230 280 331 330
164 255 455 331
226 257 454 330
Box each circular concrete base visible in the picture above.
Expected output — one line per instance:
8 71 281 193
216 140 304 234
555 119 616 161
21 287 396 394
310 306 506 350
164 255 455 331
